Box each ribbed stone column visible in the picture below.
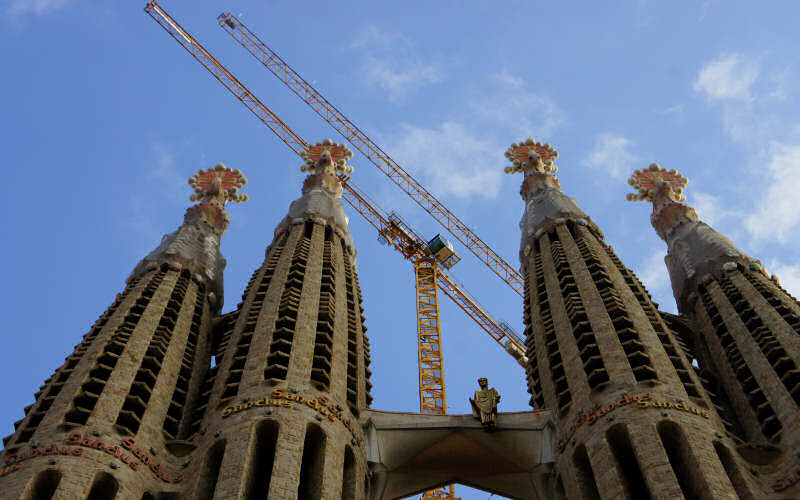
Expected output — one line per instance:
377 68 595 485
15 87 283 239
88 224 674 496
0 164 247 499
191 140 372 500
631 163 800 497
509 140 743 500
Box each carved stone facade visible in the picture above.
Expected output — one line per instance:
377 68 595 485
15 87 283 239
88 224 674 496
3 141 800 499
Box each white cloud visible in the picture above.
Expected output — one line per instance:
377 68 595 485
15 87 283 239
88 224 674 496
581 133 641 179
361 56 442 99
633 248 676 312
768 260 800 299
638 249 669 292
123 143 187 237
350 27 442 101
694 53 759 101
382 121 503 200
490 70 524 88
6 0 69 16
470 71 565 138
691 191 721 226
745 142 800 243
663 104 684 115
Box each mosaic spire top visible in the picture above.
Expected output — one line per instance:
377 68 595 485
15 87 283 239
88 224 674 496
504 139 559 175
188 163 249 204
626 163 688 204
300 138 354 175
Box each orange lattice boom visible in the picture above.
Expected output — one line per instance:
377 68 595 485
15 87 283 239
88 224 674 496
218 12 524 299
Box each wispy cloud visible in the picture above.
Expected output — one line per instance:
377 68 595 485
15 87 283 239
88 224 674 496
382 121 503 200
691 191 722 226
471 71 565 138
582 133 641 179
490 69 524 88
768 259 800 299
745 142 800 243
350 27 442 101
150 142 186 203
6 0 70 16
376 70 566 201
634 248 676 312
694 53 759 102
123 143 187 238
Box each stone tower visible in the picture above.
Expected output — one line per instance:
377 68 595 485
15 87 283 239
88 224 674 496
0 164 248 498
630 163 800 496
183 139 373 500
508 139 754 500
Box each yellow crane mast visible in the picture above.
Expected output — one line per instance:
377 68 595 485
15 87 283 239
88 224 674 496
144 4 522 497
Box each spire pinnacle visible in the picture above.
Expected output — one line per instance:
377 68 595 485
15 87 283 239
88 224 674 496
626 163 688 204
300 139 354 175
504 139 559 175
188 163 249 204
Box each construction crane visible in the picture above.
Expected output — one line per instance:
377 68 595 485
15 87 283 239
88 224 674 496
144 4 524 498
217 13 524 299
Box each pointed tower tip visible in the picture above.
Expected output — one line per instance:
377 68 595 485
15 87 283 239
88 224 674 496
188 163 250 204
504 139 559 175
626 163 688 203
300 140 355 175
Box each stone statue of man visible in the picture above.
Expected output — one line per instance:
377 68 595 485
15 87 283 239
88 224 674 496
470 377 500 430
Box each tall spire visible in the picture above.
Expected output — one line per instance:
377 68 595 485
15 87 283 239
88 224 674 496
627 163 748 311
504 138 601 259
274 138 356 251
129 163 249 311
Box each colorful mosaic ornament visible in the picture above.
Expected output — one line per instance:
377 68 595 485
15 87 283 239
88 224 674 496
626 163 688 203
300 138 354 174
188 163 249 203
503 138 559 174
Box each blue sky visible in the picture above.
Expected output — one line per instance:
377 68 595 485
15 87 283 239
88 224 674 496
3 1 800 498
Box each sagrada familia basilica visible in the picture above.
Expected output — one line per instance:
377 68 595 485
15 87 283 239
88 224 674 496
0 136 799 499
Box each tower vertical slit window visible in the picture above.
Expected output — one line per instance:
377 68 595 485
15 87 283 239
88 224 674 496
550 228 609 392
572 444 601 500
719 272 800 407
606 424 651 500
198 440 226 500
9 280 137 446
354 265 373 406
533 237 568 412
265 223 312 383
163 281 205 439
571 223 657 383
64 268 168 427
86 471 119 500
699 285 782 440
342 445 356 499
221 231 287 395
298 423 327 500
116 270 191 435
603 244 706 403
341 238 362 411
22 469 61 500
657 421 706 500
525 241 546 409
744 268 800 333
245 420 279 500
310 226 336 391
